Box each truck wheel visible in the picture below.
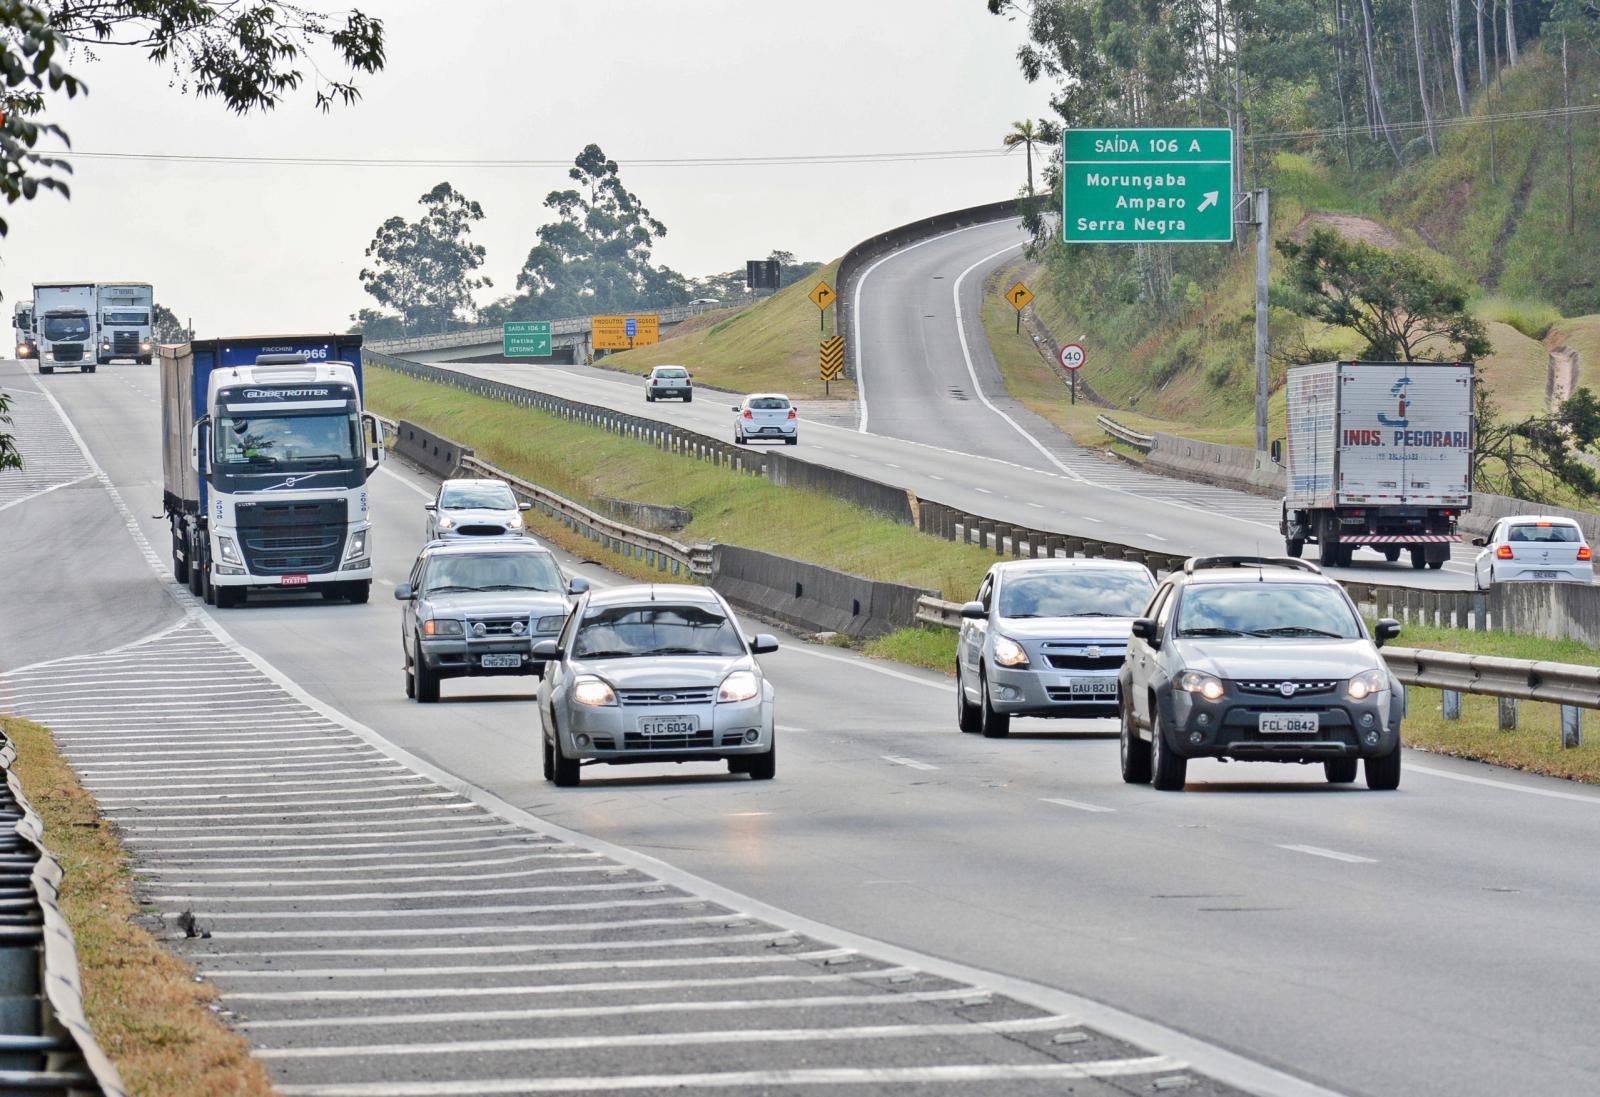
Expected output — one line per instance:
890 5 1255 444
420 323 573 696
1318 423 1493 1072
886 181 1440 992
1409 547 1427 570
214 585 243 609
1285 538 1304 559
1382 547 1401 562
187 532 205 597
172 531 189 585
39 366 52 375
1149 711 1187 791
345 581 371 605
84 365 96 373
1317 534 1341 569
1427 559 1444 570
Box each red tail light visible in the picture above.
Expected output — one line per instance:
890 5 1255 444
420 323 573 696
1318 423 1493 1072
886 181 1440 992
787 408 797 420
1496 545 1514 559
742 409 753 419
1580 545 1593 561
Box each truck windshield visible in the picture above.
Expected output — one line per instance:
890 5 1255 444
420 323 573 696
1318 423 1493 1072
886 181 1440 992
103 311 149 325
215 412 361 468
42 315 89 342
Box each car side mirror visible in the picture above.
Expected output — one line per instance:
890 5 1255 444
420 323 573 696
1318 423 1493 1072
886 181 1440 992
960 601 987 620
518 502 532 512
424 503 436 512
1471 536 1486 547
731 405 741 412
750 633 779 654
567 576 590 595
394 583 414 600
1374 618 1401 648
532 639 560 660
1131 617 1158 643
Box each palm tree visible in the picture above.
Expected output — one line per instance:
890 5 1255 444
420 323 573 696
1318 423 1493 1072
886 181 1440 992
1002 119 1042 197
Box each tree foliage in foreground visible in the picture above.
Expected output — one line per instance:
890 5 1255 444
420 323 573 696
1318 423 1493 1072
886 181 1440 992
1476 385 1600 503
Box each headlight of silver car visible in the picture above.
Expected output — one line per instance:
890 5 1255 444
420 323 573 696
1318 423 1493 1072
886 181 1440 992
573 676 617 707
535 615 566 633
717 670 759 703
1177 670 1225 701
1345 668 1388 701
422 618 464 637
992 636 1029 668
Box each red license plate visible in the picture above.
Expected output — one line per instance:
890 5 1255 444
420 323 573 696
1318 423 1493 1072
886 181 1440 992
281 574 310 586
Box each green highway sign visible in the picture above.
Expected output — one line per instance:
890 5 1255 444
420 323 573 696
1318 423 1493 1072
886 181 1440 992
1062 127 1233 244
503 320 552 357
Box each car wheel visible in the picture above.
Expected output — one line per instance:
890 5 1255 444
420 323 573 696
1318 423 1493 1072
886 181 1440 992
551 727 581 787
744 738 776 780
1365 740 1402 790
404 663 415 700
955 663 981 733
1149 709 1187 790
1324 757 1359 783
1285 538 1303 558
684 393 692 403
733 431 745 445
542 734 555 781
414 652 440 704
785 435 798 446
646 393 654 402
978 669 1010 738
1120 699 1152 783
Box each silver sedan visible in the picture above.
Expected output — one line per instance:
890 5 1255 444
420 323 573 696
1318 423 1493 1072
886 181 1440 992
535 585 778 785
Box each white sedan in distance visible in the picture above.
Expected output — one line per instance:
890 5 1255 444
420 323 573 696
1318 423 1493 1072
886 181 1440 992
1472 516 1594 589
732 394 798 446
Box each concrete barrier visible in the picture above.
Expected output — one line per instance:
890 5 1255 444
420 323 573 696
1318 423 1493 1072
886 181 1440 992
709 544 933 639
396 420 473 479
1459 492 1600 543
1146 432 1284 497
598 497 693 532
765 452 915 524
1496 582 1600 649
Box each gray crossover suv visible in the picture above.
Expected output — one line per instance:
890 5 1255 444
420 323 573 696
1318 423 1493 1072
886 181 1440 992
1119 556 1404 791
535 584 777 786
957 559 1155 737
396 539 586 703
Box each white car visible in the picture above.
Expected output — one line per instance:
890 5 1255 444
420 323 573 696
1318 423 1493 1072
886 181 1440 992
1472 516 1594 589
425 478 532 541
645 366 693 402
732 393 798 446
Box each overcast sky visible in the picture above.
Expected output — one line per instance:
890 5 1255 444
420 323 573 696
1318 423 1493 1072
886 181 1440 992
3 0 1050 335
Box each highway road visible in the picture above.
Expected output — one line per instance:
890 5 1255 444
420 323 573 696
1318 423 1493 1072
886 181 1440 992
3 358 1598 1097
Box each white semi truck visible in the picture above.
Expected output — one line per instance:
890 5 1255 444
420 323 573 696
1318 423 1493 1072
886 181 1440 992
96 282 154 364
31 281 97 373
1278 360 1475 570
161 334 383 607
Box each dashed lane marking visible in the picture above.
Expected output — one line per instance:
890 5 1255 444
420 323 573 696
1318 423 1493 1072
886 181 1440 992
882 755 939 771
1277 844 1377 864
1040 797 1116 814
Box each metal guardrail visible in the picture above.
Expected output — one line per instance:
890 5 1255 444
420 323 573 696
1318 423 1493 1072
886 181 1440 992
0 733 127 1097
1096 414 1154 452
367 302 733 355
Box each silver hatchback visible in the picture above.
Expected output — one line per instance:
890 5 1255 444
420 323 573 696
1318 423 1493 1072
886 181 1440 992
535 585 778 785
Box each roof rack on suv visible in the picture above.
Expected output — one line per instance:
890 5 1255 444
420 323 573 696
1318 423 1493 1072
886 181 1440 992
1182 555 1323 575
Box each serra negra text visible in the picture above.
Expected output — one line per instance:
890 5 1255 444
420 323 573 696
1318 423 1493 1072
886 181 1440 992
1076 172 1189 235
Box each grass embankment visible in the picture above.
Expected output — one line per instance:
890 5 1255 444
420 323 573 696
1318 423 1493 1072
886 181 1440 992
866 621 1600 783
1 717 277 1096
594 262 855 401
367 366 989 599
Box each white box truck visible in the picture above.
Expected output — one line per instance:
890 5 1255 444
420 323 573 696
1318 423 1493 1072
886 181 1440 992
1278 360 1474 570
12 300 34 361
96 282 154 364
31 281 97 373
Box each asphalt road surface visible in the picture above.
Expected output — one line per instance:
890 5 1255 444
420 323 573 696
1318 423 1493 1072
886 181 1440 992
2 359 1598 1097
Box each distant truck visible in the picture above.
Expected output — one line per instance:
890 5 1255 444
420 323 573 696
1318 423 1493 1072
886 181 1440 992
1278 360 1474 571
12 300 34 360
95 282 154 364
31 281 97 373
161 334 383 608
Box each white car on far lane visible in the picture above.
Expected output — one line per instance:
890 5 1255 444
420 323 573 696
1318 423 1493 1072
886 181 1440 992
732 393 798 446
1472 516 1594 590
425 478 532 541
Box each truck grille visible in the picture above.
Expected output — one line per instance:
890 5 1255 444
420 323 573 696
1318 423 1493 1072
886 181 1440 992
235 499 347 576
51 343 84 362
617 687 716 706
112 333 140 353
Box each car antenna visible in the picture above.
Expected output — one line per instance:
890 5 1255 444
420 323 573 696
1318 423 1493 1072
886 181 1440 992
1255 539 1264 581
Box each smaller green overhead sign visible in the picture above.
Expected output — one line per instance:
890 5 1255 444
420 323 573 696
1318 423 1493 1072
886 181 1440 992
1062 127 1234 244
503 321 552 357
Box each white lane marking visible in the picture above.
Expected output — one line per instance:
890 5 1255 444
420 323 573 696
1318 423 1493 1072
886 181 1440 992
783 642 955 693
148 841 560 864
225 968 915 1001
1041 797 1116 814
882 755 939 771
726 811 770 817
1028 502 1045 509
206 917 764 942
256 1014 1076 1059
132 833 527 855
377 463 435 499
927 473 945 480
243 988 982 1030
152 881 638 903
206 917 746 952
1081 516 1104 523
188 898 687 921
974 487 994 494
274 1059 1181 1096
884 462 901 469
1409 763 1600 805
209 932 786 960
148 853 593 876
1147 534 1169 542
160 866 609 889
0 472 96 513
217 949 855 980
126 804 477 825
1278 844 1377 864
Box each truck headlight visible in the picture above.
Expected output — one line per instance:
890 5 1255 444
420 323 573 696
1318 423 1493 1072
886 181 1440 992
216 536 242 565
140 341 152 351
1178 670 1226 701
573 676 617 707
345 528 369 560
422 618 464 637
992 636 1029 668
1345 669 1388 701
718 670 759 703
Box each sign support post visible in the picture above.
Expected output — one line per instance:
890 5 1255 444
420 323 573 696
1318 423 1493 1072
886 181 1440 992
1243 188 1270 453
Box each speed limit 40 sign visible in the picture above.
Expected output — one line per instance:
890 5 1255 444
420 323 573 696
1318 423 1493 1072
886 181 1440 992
1059 343 1087 372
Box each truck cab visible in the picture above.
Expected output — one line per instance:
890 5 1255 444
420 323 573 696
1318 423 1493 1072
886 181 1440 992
31 282 98 374
96 282 154 364
12 301 34 360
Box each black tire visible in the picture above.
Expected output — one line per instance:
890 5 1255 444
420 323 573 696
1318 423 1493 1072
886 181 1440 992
542 734 555 780
414 653 440 703
744 739 776 780
1427 559 1444 570
551 728 580 787
345 581 371 605
1317 526 1341 569
1285 538 1304 559
84 365 96 374
1337 546 1354 568
785 435 798 446
39 365 52 375
956 665 981 733
321 588 344 601
1149 709 1187 791
1324 757 1359 783
1120 699 1152 784
1382 546 1401 562
405 662 415 700
1409 547 1427 570
645 393 654 402
978 670 1010 738
139 356 151 365
172 531 189 585
187 533 205 597
214 585 243 609
683 393 692 403
202 562 216 605
733 432 745 445
1365 740 1402 790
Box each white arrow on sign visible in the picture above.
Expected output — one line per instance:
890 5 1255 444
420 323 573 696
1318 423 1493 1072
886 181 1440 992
1196 191 1219 213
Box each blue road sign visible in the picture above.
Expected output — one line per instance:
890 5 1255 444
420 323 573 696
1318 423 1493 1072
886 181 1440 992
625 317 638 338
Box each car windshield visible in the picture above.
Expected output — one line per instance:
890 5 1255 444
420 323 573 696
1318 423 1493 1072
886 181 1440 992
423 552 562 594
573 604 744 659
215 412 360 468
749 397 790 410
1507 523 1581 543
1176 583 1360 639
998 569 1153 618
42 314 89 341
441 484 516 510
